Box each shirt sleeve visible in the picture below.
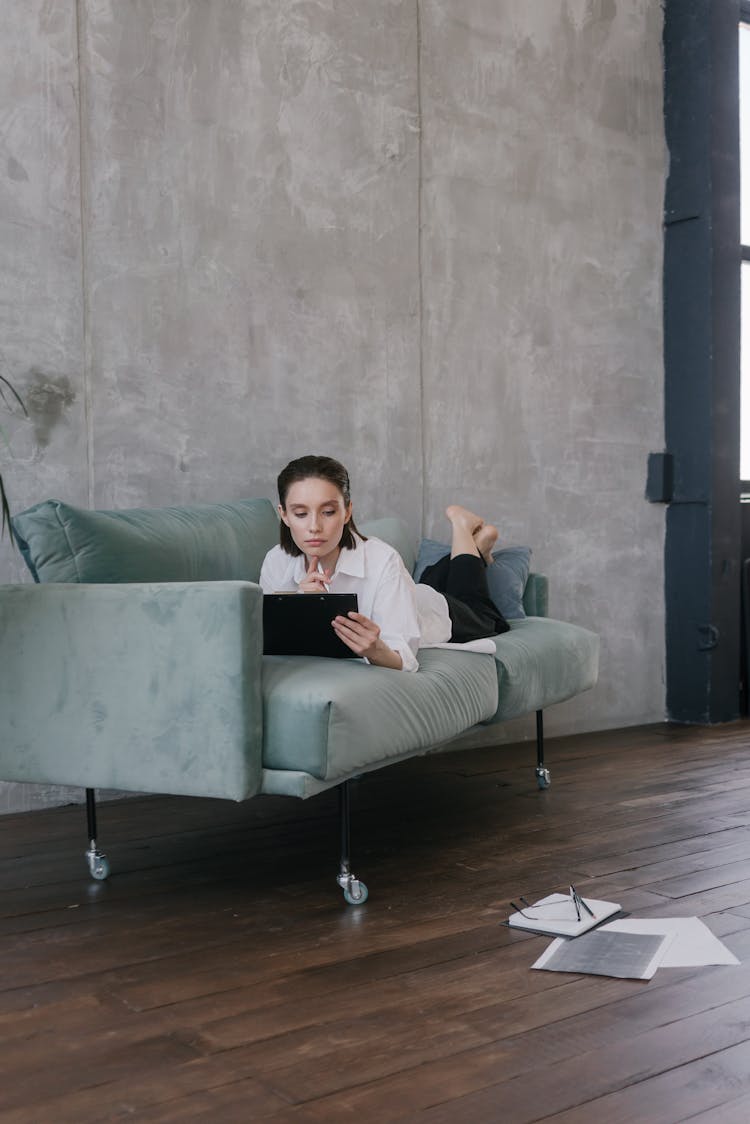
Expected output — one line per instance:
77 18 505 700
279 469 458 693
368 551 421 673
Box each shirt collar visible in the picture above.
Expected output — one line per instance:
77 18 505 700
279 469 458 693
334 534 366 578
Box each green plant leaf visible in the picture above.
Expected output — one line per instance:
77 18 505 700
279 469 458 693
0 473 12 543
0 375 28 416
0 375 26 545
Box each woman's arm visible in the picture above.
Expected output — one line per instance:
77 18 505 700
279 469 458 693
338 549 420 672
331 612 403 670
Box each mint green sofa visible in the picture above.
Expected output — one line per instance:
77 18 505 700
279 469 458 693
0 498 599 904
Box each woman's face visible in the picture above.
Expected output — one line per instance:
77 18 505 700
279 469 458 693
279 476 352 569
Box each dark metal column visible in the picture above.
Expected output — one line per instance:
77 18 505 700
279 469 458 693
662 0 741 722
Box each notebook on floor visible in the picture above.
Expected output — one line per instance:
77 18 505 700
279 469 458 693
262 593 359 658
507 893 622 938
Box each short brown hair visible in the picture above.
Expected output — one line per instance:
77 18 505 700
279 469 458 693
276 455 366 556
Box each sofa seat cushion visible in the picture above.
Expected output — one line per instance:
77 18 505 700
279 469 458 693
486 616 600 723
261 649 499 782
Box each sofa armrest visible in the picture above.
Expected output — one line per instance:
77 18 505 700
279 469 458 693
522 573 548 617
0 581 264 801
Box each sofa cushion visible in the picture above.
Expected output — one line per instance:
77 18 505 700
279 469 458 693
486 616 600 723
359 517 416 573
414 538 532 619
12 498 280 585
522 573 548 618
261 648 499 781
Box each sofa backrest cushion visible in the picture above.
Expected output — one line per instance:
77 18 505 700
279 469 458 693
12 498 280 584
522 573 548 618
358 517 416 574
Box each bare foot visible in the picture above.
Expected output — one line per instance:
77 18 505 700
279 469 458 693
474 523 498 565
446 504 484 535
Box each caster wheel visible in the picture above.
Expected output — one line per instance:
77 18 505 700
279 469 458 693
87 853 110 881
91 857 110 881
536 767 551 790
343 880 368 906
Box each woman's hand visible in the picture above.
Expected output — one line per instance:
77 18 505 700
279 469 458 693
298 558 333 593
332 612 403 670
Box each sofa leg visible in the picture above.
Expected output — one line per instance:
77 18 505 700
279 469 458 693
535 710 551 790
84 788 110 881
336 780 368 906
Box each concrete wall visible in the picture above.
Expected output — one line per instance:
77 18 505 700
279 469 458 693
0 0 666 812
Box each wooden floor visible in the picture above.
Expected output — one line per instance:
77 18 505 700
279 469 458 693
3 723 750 1122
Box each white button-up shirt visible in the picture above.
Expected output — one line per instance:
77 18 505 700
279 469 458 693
259 535 451 672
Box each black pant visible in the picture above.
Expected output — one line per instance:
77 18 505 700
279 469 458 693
419 553 509 643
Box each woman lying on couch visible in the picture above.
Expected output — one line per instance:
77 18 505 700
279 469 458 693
259 454 509 672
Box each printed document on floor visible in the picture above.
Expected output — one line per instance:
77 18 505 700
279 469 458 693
531 928 673 980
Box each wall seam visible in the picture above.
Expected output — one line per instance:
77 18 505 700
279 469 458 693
75 0 94 509
416 0 426 537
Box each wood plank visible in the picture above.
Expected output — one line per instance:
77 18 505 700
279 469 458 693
535 1043 750 1123
2 721 750 1121
297 994 750 1120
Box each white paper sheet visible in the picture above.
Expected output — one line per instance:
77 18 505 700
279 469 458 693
424 638 497 654
600 917 739 967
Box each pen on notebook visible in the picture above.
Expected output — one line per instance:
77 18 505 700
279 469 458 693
570 886 581 921
570 884 595 918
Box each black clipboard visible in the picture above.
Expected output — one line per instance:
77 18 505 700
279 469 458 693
262 593 359 658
